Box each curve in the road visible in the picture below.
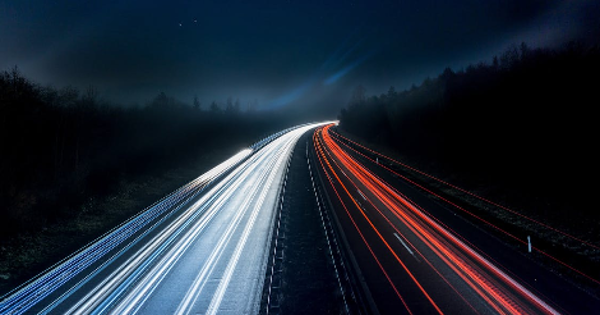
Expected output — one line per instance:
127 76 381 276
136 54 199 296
1 122 330 315
313 124 564 315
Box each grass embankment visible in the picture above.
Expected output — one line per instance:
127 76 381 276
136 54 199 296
0 146 244 296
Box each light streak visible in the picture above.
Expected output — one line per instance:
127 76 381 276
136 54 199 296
0 148 252 315
394 233 416 258
316 128 479 314
1 123 329 315
314 127 416 315
313 124 562 315
328 129 600 286
330 129 599 252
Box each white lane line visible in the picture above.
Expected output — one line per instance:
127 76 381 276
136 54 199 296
307 150 350 313
393 233 420 262
356 202 369 215
357 189 367 201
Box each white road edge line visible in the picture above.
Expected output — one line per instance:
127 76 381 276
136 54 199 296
393 233 419 262
357 189 367 201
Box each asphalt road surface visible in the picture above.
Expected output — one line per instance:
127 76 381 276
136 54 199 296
3 121 598 315
311 123 600 315
0 122 328 315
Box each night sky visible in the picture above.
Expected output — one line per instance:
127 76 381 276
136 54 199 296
1 0 599 113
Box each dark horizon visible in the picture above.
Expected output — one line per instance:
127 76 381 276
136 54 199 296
2 0 599 112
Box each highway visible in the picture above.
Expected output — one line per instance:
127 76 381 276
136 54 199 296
3 121 598 315
312 123 600 315
0 122 328 315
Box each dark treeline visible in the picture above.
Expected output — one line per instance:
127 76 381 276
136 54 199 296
339 42 599 224
0 69 298 239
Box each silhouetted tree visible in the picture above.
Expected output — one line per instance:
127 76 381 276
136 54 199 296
349 85 366 107
193 95 201 110
225 96 233 111
82 85 98 107
247 99 259 112
234 98 241 112
386 86 397 100
150 92 169 109
210 101 220 113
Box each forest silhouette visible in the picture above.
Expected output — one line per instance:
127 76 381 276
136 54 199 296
0 71 300 239
339 42 599 235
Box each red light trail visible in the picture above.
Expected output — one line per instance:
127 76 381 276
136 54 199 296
312 124 562 315
327 129 600 287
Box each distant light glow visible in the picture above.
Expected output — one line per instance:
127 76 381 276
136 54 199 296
265 83 312 109
263 36 373 110
324 50 377 85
